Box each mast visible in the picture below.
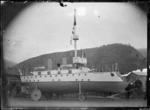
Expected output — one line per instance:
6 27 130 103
72 9 87 67
72 9 79 58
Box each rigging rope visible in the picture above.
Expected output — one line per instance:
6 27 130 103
77 14 98 47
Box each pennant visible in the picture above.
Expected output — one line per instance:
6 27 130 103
72 9 76 35
70 9 77 45
74 9 76 26
72 26 75 35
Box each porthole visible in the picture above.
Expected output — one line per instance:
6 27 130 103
68 70 72 74
47 71 51 75
85 73 87 76
111 73 114 77
82 79 83 81
88 79 90 81
79 74 80 76
76 79 78 81
38 72 41 75
45 75 47 77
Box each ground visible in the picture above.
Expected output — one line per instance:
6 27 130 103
4 96 147 108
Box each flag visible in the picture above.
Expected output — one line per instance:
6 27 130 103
73 9 76 26
70 9 76 45
72 9 76 35
72 26 75 35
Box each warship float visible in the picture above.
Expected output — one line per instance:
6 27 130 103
18 9 144 101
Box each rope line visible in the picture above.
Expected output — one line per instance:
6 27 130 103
77 14 98 47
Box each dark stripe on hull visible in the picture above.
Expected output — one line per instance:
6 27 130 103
25 81 129 93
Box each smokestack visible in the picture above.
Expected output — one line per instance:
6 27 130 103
112 64 114 72
99 64 101 72
62 57 67 65
48 59 52 70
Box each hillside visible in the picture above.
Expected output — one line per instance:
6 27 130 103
4 59 17 69
92 44 146 74
7 43 147 75
137 48 147 58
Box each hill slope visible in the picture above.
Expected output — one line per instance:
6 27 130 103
4 59 17 69
8 43 147 75
137 48 147 58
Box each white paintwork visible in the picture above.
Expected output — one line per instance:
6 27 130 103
122 68 147 77
133 71 147 76
61 64 72 68
20 72 123 83
30 68 91 76
142 68 147 72
73 35 79 40
34 66 45 70
121 72 131 77
132 68 147 73
133 69 141 72
80 67 90 72
73 57 87 64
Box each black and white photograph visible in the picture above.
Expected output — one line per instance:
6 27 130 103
1 1 148 109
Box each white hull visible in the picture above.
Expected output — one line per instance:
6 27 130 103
25 81 128 93
21 72 129 93
21 72 123 82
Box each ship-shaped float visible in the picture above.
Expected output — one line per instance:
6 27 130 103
19 9 141 101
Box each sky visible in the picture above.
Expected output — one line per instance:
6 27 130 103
3 2 147 63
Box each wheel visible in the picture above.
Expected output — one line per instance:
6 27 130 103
134 80 142 88
79 94 86 101
30 89 41 101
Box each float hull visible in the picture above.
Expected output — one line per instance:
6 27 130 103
25 81 129 94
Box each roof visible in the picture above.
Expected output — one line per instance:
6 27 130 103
132 71 147 76
121 68 147 77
